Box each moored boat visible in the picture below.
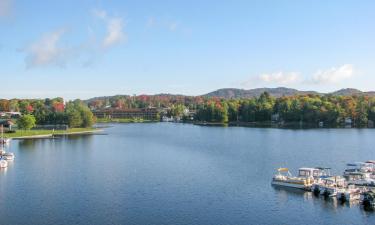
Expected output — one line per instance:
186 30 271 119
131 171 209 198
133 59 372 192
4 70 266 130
271 167 322 190
0 157 8 168
361 189 375 210
2 152 15 161
336 185 361 202
312 176 346 197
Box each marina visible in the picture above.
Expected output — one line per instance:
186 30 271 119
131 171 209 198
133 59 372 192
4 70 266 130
272 161 375 210
0 125 15 168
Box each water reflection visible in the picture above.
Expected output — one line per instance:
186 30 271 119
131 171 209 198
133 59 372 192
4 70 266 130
272 185 363 212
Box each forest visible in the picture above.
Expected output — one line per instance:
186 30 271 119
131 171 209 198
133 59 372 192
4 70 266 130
86 93 375 127
2 92 375 128
0 98 94 128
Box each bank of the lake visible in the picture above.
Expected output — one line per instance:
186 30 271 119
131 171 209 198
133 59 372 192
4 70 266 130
4 128 100 139
96 118 158 123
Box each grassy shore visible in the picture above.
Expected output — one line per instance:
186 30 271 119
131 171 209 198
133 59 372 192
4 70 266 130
96 118 157 123
4 128 98 138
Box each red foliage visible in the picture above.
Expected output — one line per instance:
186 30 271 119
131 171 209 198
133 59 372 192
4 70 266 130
53 102 65 112
26 105 34 112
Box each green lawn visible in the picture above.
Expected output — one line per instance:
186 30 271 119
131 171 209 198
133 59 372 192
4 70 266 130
4 128 97 138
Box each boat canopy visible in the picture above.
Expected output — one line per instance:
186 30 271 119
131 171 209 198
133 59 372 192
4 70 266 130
278 168 289 172
315 167 331 170
298 167 318 171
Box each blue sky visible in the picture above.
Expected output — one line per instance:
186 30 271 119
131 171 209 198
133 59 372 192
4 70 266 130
1 0 375 99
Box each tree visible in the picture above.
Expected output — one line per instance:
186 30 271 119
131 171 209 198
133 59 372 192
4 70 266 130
81 108 94 127
67 110 82 128
17 114 36 130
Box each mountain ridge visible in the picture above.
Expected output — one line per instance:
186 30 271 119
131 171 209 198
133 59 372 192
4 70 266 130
85 87 375 101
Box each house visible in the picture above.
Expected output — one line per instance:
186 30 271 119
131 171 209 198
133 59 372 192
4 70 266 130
0 120 14 130
271 113 280 122
92 108 159 120
0 112 21 119
344 117 352 125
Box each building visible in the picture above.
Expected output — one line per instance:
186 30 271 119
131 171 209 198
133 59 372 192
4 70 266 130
0 120 14 130
92 108 159 120
0 112 21 119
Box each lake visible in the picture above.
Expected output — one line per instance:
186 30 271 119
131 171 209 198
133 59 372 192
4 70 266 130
1 123 375 225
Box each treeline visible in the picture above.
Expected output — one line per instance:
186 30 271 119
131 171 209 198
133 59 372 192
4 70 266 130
87 95 204 110
86 92 375 127
0 98 94 128
195 92 375 127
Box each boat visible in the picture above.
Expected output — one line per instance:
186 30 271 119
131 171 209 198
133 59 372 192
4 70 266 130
336 184 361 202
0 125 11 145
344 171 375 187
0 138 11 145
0 157 8 168
312 176 346 197
344 162 374 175
361 189 375 210
271 167 323 190
2 152 15 161
343 162 375 186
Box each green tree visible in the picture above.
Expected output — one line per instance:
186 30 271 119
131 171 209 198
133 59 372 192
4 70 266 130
67 110 82 128
17 114 36 130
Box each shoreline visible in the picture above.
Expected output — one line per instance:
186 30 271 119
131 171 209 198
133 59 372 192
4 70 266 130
8 129 103 140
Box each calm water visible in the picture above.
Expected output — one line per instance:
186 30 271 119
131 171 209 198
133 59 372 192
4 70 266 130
1 123 375 225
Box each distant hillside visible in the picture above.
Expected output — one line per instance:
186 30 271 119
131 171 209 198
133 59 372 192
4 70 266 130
329 88 375 97
85 87 375 102
203 87 320 98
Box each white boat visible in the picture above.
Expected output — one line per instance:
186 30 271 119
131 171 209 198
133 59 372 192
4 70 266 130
336 185 361 202
0 138 11 144
343 162 375 186
361 189 375 209
344 162 374 175
271 167 322 190
0 158 8 168
2 152 15 161
344 171 375 187
312 176 346 197
0 125 11 145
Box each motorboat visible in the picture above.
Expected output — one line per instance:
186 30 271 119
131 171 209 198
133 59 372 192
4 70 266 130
0 138 11 145
361 189 375 210
0 157 8 168
312 176 346 197
2 152 15 161
271 167 323 190
344 162 374 175
344 171 375 187
336 184 361 202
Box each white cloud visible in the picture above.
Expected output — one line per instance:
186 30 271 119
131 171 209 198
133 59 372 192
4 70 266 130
92 9 107 19
93 9 126 48
259 72 300 84
23 29 69 68
312 64 354 84
103 17 125 48
146 17 181 32
242 64 355 88
242 71 300 87
0 0 13 17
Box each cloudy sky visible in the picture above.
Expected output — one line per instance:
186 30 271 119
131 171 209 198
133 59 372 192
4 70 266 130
1 0 375 99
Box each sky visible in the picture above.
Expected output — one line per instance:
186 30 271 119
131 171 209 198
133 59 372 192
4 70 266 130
1 0 375 99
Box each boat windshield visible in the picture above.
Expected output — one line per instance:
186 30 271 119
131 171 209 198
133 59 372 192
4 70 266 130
298 170 311 177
